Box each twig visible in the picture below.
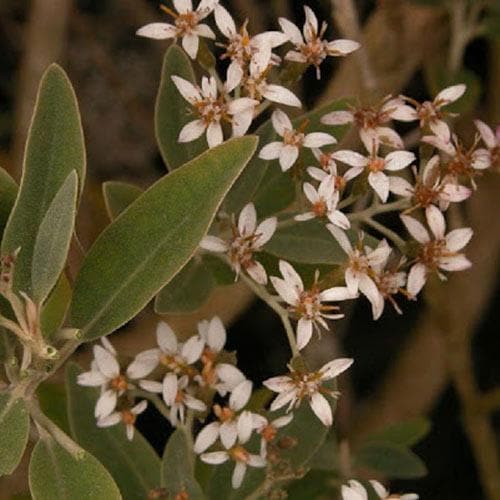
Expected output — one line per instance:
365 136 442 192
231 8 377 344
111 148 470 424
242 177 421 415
238 271 300 359
362 217 406 250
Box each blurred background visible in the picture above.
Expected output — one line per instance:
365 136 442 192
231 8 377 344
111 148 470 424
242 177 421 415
0 0 499 498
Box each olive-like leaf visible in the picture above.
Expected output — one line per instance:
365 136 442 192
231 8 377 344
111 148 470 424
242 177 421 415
155 258 214 314
66 363 161 499
155 45 206 170
353 442 427 479
40 274 72 339
31 171 78 303
29 435 121 500
102 181 144 220
162 429 205 499
0 167 17 238
0 393 30 476
1 64 85 295
69 136 257 341
362 418 431 448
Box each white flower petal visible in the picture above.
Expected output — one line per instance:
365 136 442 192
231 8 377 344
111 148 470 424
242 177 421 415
220 421 238 449
270 277 299 306
182 32 200 59
156 322 178 354
263 376 294 393
332 150 368 167
77 370 108 387
303 132 336 148
445 228 473 252
139 380 163 393
384 150 415 171
368 171 389 202
435 84 466 106
206 122 224 148
279 260 304 291
238 203 257 235
321 110 354 126
225 61 244 93
232 462 247 489
279 144 300 171
278 17 304 46
201 451 229 465
328 210 350 230
194 422 220 454
407 263 427 297
327 223 353 254
200 235 228 252
162 373 178 406
310 392 333 426
474 119 496 149
194 24 216 39
259 142 283 160
320 286 354 302
271 109 293 136
401 215 430 244
425 205 446 240
237 410 254 444
262 85 301 108
389 176 413 197
255 217 277 247
97 412 121 428
320 358 354 380
327 39 361 56
126 350 160 379
206 316 226 352
181 335 205 364
216 364 246 392
93 345 120 379
247 261 268 285
178 119 206 143
171 75 201 104
429 119 451 143
136 23 177 40
359 274 385 320
296 318 313 350
439 255 472 271
230 379 253 411
95 390 117 419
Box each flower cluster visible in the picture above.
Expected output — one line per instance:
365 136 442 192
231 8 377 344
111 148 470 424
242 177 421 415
342 479 418 500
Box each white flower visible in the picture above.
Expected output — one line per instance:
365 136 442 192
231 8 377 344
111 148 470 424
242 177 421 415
341 480 418 500
263 357 353 426
78 337 139 419
259 109 336 171
321 96 416 150
370 480 419 500
143 373 206 426
200 412 266 489
474 119 499 171
97 401 148 441
136 0 218 59
200 202 276 284
332 145 415 203
214 5 288 91
404 84 466 142
194 379 253 452
239 46 301 107
252 413 293 456
327 226 392 320
389 155 471 211
307 149 363 190
279 5 360 78
129 321 204 380
401 205 473 297
422 133 490 189
171 75 258 148
295 175 350 230
270 260 353 350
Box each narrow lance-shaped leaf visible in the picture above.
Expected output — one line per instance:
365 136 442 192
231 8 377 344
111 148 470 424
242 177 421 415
66 363 160 500
31 171 78 304
155 45 206 170
0 393 30 476
155 258 214 314
29 435 121 500
1 64 85 295
102 181 144 221
162 429 205 499
0 167 18 238
70 137 257 341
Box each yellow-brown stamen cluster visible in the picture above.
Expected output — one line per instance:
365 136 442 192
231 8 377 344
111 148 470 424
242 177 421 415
160 5 199 36
110 374 129 393
417 239 451 270
194 97 231 127
367 157 385 173
413 181 442 208
121 409 137 426
220 22 253 64
200 347 218 386
213 403 235 423
445 140 483 181
229 445 250 463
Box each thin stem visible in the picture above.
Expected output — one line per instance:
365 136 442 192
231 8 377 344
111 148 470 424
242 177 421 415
338 193 360 210
29 400 83 458
130 389 171 421
238 271 301 359
348 198 410 221
363 217 406 250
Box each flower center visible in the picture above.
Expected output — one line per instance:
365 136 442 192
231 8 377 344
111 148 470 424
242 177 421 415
413 182 440 207
261 424 278 442
283 129 304 147
312 199 328 217
174 11 199 34
121 409 136 426
230 445 249 463
419 239 448 268
214 404 235 422
195 97 229 126
367 157 385 172
300 39 327 67
110 374 128 392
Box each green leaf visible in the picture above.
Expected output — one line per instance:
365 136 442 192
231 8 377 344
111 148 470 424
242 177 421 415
1 64 85 296
155 258 214 314
264 219 346 265
0 393 30 476
66 363 161 499
202 254 235 285
354 442 427 479
363 418 431 448
224 98 351 217
0 167 18 238
29 435 121 500
287 469 339 500
102 181 144 221
31 171 78 304
40 274 72 339
36 383 70 435
69 136 258 341
155 45 206 170
162 429 205 499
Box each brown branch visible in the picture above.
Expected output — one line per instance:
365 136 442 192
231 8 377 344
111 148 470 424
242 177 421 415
11 0 72 179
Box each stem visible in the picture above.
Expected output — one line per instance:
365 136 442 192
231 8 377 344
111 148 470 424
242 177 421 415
130 389 171 421
348 198 410 221
338 194 360 210
29 400 83 458
363 217 406 250
238 271 301 359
